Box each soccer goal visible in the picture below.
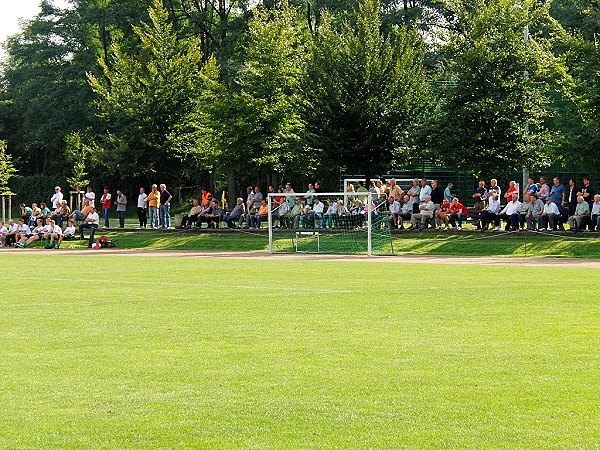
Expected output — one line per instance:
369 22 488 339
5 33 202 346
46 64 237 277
267 191 393 256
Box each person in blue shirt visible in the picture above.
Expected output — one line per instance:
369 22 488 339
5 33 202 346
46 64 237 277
549 177 566 230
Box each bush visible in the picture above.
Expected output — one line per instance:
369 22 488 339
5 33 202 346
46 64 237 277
10 175 67 206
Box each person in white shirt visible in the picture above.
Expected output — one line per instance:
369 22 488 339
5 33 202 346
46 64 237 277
303 197 324 228
15 219 32 246
499 193 522 231
84 186 96 208
410 195 435 229
20 218 46 248
3 220 18 247
387 196 401 228
321 199 338 228
137 187 148 228
50 186 63 209
540 197 561 231
58 220 77 247
79 206 100 247
591 195 600 231
418 179 432 203
43 219 62 248
0 221 8 247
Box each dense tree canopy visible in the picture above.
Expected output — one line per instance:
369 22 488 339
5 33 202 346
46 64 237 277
0 0 598 196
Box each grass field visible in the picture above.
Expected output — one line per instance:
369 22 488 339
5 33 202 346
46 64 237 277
46 228 600 258
1 253 599 448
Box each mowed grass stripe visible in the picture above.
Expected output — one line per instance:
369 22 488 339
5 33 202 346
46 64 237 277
1 254 599 448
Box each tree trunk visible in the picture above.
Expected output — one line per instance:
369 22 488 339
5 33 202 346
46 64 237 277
227 170 236 207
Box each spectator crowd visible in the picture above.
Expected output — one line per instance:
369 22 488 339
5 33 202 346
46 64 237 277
2 176 599 249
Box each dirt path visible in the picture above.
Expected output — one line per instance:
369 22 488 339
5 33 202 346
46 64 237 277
2 248 600 268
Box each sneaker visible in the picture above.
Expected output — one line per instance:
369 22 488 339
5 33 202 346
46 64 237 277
443 227 449 231
457 226 462 231
436 226 441 231
493 226 499 231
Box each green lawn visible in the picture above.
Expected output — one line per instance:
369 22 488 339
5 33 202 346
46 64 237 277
50 228 600 258
1 254 599 448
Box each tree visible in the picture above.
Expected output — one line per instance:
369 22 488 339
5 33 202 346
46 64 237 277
422 0 566 178
65 132 90 195
0 141 18 195
88 0 222 185
304 0 430 178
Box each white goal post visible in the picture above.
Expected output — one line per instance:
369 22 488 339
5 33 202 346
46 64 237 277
266 191 391 256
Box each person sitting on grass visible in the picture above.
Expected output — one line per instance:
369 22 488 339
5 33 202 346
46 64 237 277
499 193 522 231
480 194 501 231
181 199 202 229
19 218 46 248
449 197 469 230
249 199 269 229
435 198 452 231
44 218 62 249
79 206 100 248
568 195 590 232
591 195 600 231
223 198 246 229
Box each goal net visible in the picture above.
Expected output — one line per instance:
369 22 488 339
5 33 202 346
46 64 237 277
267 191 393 255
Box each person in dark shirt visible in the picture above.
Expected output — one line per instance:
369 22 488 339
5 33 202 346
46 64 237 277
472 181 487 210
567 178 578 216
430 180 444 208
578 176 594 209
159 184 172 229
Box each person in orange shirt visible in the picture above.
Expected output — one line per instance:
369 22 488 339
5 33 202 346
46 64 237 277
249 199 269 229
200 188 212 205
147 184 160 229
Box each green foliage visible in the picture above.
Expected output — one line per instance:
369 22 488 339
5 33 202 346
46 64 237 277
87 0 222 185
423 0 566 178
304 0 430 177
65 132 90 193
0 141 18 195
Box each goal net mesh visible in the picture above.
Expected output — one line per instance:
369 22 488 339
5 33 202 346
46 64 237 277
268 192 392 255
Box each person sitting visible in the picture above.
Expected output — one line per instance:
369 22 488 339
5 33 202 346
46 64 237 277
517 194 532 230
398 195 412 229
57 220 77 248
206 198 222 229
249 199 268 229
195 201 213 228
78 206 100 248
19 218 47 248
435 198 452 231
275 197 291 228
31 203 42 224
568 195 590 232
387 196 401 228
321 199 338 229
181 199 202 229
449 198 469 230
51 201 67 227
409 195 434 230
223 198 246 228
591 194 600 231
480 194 501 231
14 218 32 246
0 221 7 247
3 219 18 247
499 193 522 231
303 197 324 228
44 218 62 249
39 202 51 219
525 194 544 230
20 203 33 226
290 199 304 229
539 197 561 231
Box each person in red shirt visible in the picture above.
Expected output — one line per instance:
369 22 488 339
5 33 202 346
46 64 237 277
504 180 519 204
100 187 112 228
449 198 469 230
435 198 452 230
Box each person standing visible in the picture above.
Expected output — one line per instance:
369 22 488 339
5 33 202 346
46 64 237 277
84 186 95 208
147 184 160 229
51 186 63 209
159 184 172 229
100 187 112 228
115 190 127 228
137 187 148 228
